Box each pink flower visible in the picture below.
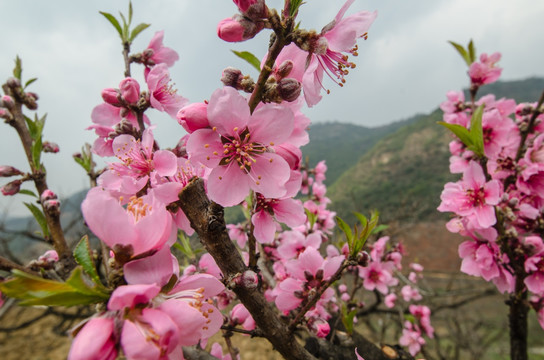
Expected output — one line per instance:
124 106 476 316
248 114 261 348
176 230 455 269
399 322 425 356
358 261 398 294
146 31 179 68
119 78 140 104
186 87 293 206
274 1 377 106
384 293 397 308
438 160 501 229
68 317 117 360
146 63 188 118
81 187 175 258
468 52 502 86
230 304 255 330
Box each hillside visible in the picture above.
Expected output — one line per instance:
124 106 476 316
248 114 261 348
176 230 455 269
302 117 419 185
327 77 544 225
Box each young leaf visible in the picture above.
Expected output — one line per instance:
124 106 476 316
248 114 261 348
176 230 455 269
448 41 471 66
231 50 261 72
74 235 102 286
31 135 43 169
341 304 358 335
305 208 317 230
335 216 353 249
468 39 476 64
128 1 133 25
24 115 37 139
24 77 38 89
99 11 123 39
13 56 22 80
18 189 38 198
438 121 473 148
468 105 485 157
289 0 305 17
23 202 49 238
130 23 151 43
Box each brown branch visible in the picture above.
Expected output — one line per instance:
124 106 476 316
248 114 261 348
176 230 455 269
177 178 315 360
515 89 544 161
0 255 39 275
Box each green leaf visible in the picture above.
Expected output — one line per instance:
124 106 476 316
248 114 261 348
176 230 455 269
13 56 22 80
448 40 471 66
335 216 353 249
468 105 485 157
231 50 261 72
341 304 357 335
371 224 389 235
24 77 37 89
31 135 42 169
128 1 133 25
468 39 476 63
99 11 123 39
289 0 305 17
130 23 151 42
23 202 49 238
305 208 317 230
18 189 37 198
0 269 109 307
438 121 473 148
24 115 37 139
74 236 102 286
119 12 129 40
174 233 195 259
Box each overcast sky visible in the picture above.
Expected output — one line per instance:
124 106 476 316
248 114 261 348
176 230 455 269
1 0 543 217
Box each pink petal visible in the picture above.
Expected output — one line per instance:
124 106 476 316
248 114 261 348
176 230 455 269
252 210 277 244
273 198 305 227
186 128 223 168
207 163 251 207
108 284 160 310
153 150 178 177
173 273 225 299
158 299 207 346
248 153 290 199
68 318 117 360
207 87 250 136
249 104 294 145
124 247 179 286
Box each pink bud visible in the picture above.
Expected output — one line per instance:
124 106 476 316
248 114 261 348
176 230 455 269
221 67 243 88
0 166 23 177
276 60 294 79
101 88 122 106
119 78 140 104
217 17 245 42
6 77 21 89
233 0 257 12
1 179 22 196
1 95 15 110
43 199 61 214
0 108 12 120
43 141 60 153
176 102 209 133
40 189 57 202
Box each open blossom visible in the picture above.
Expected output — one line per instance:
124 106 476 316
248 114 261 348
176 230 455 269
468 52 502 86
187 86 293 206
81 187 175 258
273 0 376 106
438 160 501 229
68 317 117 360
146 63 188 118
145 30 179 68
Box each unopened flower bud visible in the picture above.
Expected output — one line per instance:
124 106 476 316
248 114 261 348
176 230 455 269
119 77 140 104
0 166 23 177
43 199 61 215
176 102 209 133
277 78 301 102
23 93 38 110
40 189 57 203
101 88 122 107
243 0 268 20
43 141 60 153
26 92 39 101
1 95 15 110
276 60 294 79
234 270 259 289
357 251 370 267
1 179 22 196
217 15 263 42
221 67 243 89
113 118 137 137
6 77 21 89
233 0 257 13
0 108 12 121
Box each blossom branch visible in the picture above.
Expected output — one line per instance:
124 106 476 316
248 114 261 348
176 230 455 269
0 255 39 276
288 258 356 332
515 89 544 161
177 177 316 360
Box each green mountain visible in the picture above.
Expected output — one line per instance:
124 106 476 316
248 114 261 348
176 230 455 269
325 77 544 225
302 117 419 185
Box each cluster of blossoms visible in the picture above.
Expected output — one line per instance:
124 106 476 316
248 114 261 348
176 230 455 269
438 51 544 328
0 1 442 359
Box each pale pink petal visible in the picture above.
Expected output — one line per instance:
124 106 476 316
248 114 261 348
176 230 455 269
173 273 225 299
273 198 305 227
252 210 277 244
153 150 178 177
207 87 250 136
68 317 117 360
249 104 294 145
248 153 290 199
124 247 178 286
186 128 223 168
108 284 160 310
207 163 251 207
91 103 121 126
158 299 207 346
